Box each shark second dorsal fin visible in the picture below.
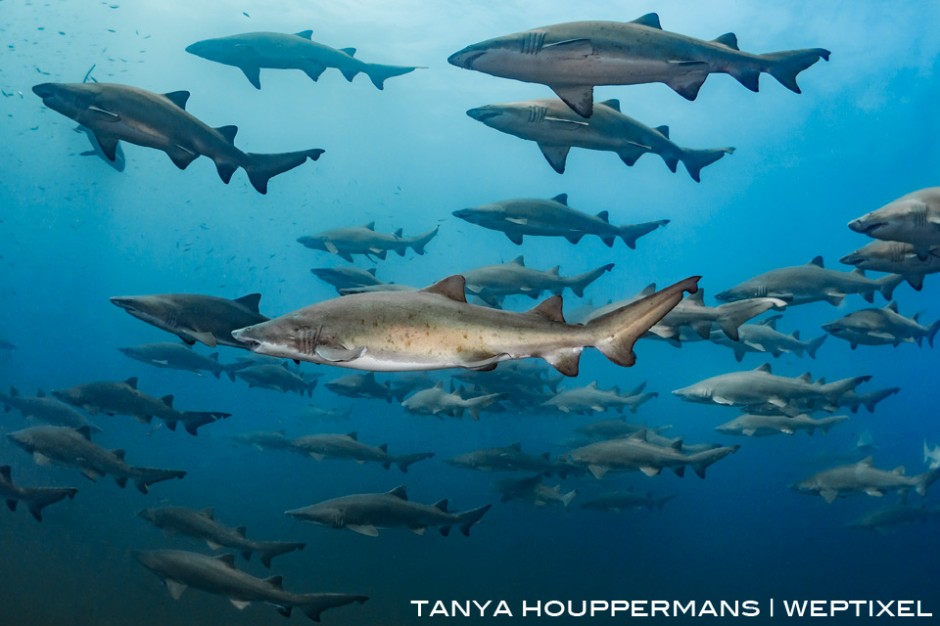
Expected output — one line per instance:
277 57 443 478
630 13 662 29
233 293 262 313
265 575 284 589
125 377 138 389
421 276 467 303
163 91 190 110
551 193 568 206
756 363 772 373
387 485 408 500
598 98 621 112
295 30 313 39
433 381 444 390
808 256 824 268
510 255 525 266
111 449 126 460
596 210 609 223
77 426 93 440
364 221 375 231
340 47 356 57
215 554 236 568
712 33 739 50
527 296 565 323
214 125 238 144
346 431 358 440
432 499 448 512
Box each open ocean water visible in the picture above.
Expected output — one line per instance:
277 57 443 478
1 1 938 624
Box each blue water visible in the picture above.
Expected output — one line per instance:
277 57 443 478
1 1 939 624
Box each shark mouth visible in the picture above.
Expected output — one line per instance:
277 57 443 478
230 329 261 351
849 220 887 235
466 107 502 123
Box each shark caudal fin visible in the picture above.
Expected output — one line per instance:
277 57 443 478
688 445 740 479
256 541 306 568
132 467 186 494
410 226 440 255
395 452 435 473
806 334 828 359
823 375 873 400
588 277 700 369
762 48 831 94
25 487 78 521
456 504 492 536
364 63 421 90
927 320 940 348
915 468 940 497
466 393 505 420
295 593 369 622
243 149 325 194
679 147 735 182
569 264 614 298
619 220 669 249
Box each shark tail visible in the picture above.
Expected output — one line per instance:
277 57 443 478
915 468 940 497
395 452 435 473
806 334 828 359
132 467 187 494
926 319 940 348
256 541 306 568
679 147 735 182
243 149 325 194
762 48 831 94
588 277 700 370
466 393 505 420
619 220 669 249
569 263 614 298
454 504 492 537
628 392 658 414
863 387 899 413
305 379 318 398
687 445 740 479
293 593 369 622
823 375 872 400
364 63 420 90
409 226 440 255
878 274 904 300
24 487 78 521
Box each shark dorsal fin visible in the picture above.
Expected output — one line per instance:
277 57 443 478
433 381 444 390
364 221 375 230
885 301 898 312
596 210 609 223
0 466 11 481
761 314 781 329
510 255 525 266
669 438 683 451
111 448 126 460
654 125 670 138
265 575 284 589
377 443 388 453
214 125 238 144
586 381 598 389
421 276 467 303
527 296 565 323
200 507 214 519
387 485 408 500
756 363 772 373
215 554 236 568
367 268 377 276
598 98 621 112
162 394 174 408
433 498 448 511
551 193 568 206
393 228 403 238
630 13 662 29
509 442 522 451
686 289 705 305
346 431 358 440
163 91 190 110
797 372 812 382
77 426 93 440
808 256 824 268
295 30 313 39
639 283 656 297
629 429 648 441
859 456 874 466
125 377 138 389
235 525 246 537
234 293 262 313
549 266 560 276
340 47 356 57
712 33 739 50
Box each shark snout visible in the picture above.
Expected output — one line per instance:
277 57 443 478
32 83 56 98
109 296 137 312
466 106 502 123
848 218 885 235
230 327 260 350
447 47 485 69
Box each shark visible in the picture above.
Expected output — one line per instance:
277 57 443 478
297 223 439 262
285 485 491 537
0 387 101 431
110 292 268 349
707 315 828 362
186 30 421 90
400 382 504 420
311 266 385 294
463 256 613 306
288 432 433 473
445 443 560 475
467 98 733 180
234 363 319 396
118 342 229 379
33 82 323 193
448 13 830 117
453 193 668 247
925 441 940 470
0 465 77 522
135 549 367 621
715 256 902 306
847 501 940 533
8 425 186 493
840 241 940 291
52 377 177 424
848 187 940 260
823 302 940 349
792 457 940 503
496 475 576 509
231 274 699 376
138 506 305 568
325 372 404 403
715 413 848 437
541 381 657 415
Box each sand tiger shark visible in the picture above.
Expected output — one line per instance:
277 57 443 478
231 275 700 376
848 187 940 260
448 13 830 117
186 30 421 90
467 98 733 180
33 82 323 193
0 465 77 522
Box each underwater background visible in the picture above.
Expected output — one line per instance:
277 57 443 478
1 0 939 624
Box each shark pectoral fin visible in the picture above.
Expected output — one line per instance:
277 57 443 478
166 579 187 600
506 232 524 245
315 345 366 363
95 135 120 162
322 241 339 254
186 331 217 348
206 540 222 550
303 62 327 82
549 84 594 118
665 72 708 101
824 293 845 306
229 599 251 611
410 526 426 536
743 429 756 437
538 143 571 174
506 217 528 225
587 464 608 479
347 524 379 537
768 397 787 408
238 65 262 89
712 395 734 406
821 490 838 504
865 489 885 497
639 466 661 477
781 428 795 435
309 453 325 461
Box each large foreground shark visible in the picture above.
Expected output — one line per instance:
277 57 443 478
33 82 323 193
187 30 421 90
448 13 830 117
467 98 733 180
231 275 699 376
